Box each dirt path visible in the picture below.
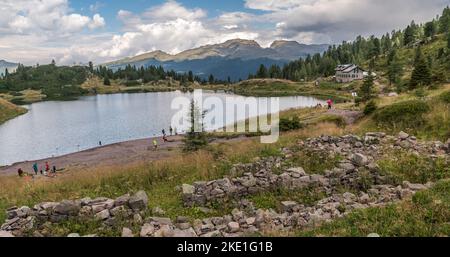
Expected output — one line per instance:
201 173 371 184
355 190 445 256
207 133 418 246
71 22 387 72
327 109 363 124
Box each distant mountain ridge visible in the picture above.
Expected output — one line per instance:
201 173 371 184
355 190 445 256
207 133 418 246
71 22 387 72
103 39 329 81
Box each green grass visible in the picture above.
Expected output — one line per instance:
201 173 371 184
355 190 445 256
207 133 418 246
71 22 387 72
377 150 450 184
359 89 450 141
284 147 343 175
250 187 327 211
373 100 430 130
296 180 450 237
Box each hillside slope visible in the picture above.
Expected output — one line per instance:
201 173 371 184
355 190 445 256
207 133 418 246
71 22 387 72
0 98 27 124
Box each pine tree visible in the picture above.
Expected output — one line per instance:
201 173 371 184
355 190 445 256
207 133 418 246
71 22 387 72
256 64 268 78
424 21 436 38
103 75 111 86
410 48 432 89
361 71 374 101
183 99 208 152
208 74 215 84
439 6 450 33
447 32 450 49
188 71 194 82
403 25 415 46
387 50 403 85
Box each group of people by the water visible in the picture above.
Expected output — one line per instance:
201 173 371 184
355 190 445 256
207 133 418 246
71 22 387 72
152 126 178 150
17 161 58 178
315 99 334 109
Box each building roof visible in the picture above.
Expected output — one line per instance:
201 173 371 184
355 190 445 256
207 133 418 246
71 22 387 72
335 64 365 73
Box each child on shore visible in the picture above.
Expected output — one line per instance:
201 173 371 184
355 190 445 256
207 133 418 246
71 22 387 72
153 139 158 150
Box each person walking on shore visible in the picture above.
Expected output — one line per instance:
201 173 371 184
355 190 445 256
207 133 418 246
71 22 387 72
153 139 158 150
45 162 50 172
32 162 38 175
169 126 173 136
327 99 333 110
162 129 166 136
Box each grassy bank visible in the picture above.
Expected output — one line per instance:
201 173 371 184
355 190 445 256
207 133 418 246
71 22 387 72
231 79 353 102
356 84 450 141
0 98 27 124
296 180 450 237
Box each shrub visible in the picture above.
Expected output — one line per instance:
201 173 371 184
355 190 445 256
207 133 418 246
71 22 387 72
440 91 450 103
279 116 303 131
414 88 427 98
373 100 430 130
363 100 377 115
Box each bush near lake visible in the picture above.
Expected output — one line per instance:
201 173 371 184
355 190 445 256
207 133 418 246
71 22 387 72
279 116 303 132
373 100 430 130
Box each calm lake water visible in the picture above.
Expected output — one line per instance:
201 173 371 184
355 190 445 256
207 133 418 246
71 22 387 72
0 91 324 166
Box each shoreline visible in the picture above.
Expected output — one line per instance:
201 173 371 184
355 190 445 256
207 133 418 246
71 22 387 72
0 134 251 177
0 135 184 177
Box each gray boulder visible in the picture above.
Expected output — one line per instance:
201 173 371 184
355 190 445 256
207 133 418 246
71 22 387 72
129 191 148 211
54 200 81 216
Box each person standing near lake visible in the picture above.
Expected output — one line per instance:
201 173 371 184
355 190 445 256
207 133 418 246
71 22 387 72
153 139 158 150
162 129 166 136
45 162 50 173
327 99 333 110
32 162 38 175
169 126 173 136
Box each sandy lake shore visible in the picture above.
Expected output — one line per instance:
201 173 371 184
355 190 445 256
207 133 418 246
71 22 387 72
0 135 185 177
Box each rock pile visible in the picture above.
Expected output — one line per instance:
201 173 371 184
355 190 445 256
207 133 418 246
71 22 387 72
183 132 440 207
136 181 431 237
0 190 149 237
1 132 446 237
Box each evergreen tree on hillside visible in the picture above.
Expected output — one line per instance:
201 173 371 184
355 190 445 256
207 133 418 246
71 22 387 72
387 50 403 85
361 71 374 101
188 71 194 82
424 21 437 38
447 33 450 49
103 75 111 86
88 61 94 73
410 48 432 89
256 64 268 78
403 25 415 46
208 74 215 84
439 6 450 33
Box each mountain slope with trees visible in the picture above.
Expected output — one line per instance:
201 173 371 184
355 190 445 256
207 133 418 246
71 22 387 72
249 6 450 91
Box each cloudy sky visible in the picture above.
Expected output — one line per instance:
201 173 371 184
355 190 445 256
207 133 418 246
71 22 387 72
0 0 448 65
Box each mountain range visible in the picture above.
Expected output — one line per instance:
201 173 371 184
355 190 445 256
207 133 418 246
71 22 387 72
0 60 18 76
103 39 329 81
